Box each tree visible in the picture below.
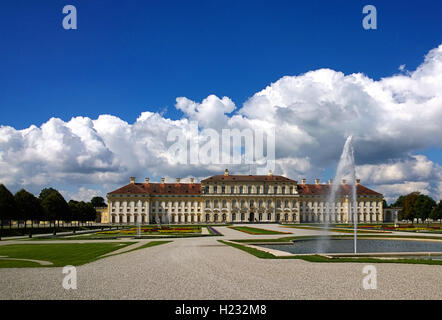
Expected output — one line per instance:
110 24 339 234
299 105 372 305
382 199 389 209
84 202 97 222
392 195 405 208
69 201 97 226
40 191 70 235
91 196 106 208
14 189 43 237
400 192 420 222
395 192 436 223
414 194 436 223
39 188 60 201
430 201 442 223
0 184 18 240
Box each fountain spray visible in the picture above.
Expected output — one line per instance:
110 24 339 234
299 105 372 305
326 136 358 254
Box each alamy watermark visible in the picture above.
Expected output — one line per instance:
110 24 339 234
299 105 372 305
166 122 275 172
362 265 377 289
62 5 77 30
62 265 77 290
362 5 377 30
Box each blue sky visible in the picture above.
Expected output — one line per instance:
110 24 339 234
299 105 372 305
0 0 442 202
1 0 441 127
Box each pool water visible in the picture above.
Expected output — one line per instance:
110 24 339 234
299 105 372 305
258 239 442 254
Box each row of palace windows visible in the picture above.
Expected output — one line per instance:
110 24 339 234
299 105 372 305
202 212 295 222
205 199 298 209
110 212 296 223
203 185 296 195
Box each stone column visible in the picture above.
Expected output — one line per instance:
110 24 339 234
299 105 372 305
144 201 149 224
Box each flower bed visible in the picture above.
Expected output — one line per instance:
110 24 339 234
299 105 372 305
207 226 222 236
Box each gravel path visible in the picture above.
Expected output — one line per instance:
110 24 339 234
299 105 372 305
0 224 441 300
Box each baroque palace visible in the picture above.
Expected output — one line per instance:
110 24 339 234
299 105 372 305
103 169 384 224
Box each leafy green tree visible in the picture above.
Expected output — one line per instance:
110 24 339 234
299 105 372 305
400 192 420 222
14 189 43 236
0 184 18 240
69 201 97 226
395 192 436 223
39 188 59 201
430 201 442 223
91 196 106 208
40 191 70 235
392 195 406 208
69 200 81 226
382 199 389 209
414 194 436 223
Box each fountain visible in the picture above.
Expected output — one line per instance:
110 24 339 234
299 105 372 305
255 136 442 258
323 135 358 253
137 218 141 238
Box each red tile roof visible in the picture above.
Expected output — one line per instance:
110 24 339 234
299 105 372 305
108 183 201 195
298 184 382 196
201 175 295 183
108 182 381 197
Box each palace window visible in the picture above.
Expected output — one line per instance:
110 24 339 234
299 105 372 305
222 200 227 208
239 186 243 194
276 200 281 208
264 186 269 194
248 186 252 194
213 186 218 193
282 187 286 194
221 186 226 194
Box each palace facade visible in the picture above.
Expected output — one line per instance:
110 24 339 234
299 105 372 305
104 169 384 224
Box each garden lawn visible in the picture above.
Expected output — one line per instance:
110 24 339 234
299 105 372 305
229 226 291 235
0 242 135 268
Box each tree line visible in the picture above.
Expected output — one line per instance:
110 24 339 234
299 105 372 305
387 192 442 223
0 184 107 239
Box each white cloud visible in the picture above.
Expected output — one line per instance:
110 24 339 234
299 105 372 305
1 44 442 202
375 182 431 203
61 187 105 202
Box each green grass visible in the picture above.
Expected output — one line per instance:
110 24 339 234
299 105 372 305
42 233 213 240
218 239 442 265
218 240 276 258
0 242 135 268
0 259 42 268
228 226 290 235
106 240 172 257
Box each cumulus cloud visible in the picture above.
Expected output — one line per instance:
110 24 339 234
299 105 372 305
61 187 105 203
1 44 442 202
